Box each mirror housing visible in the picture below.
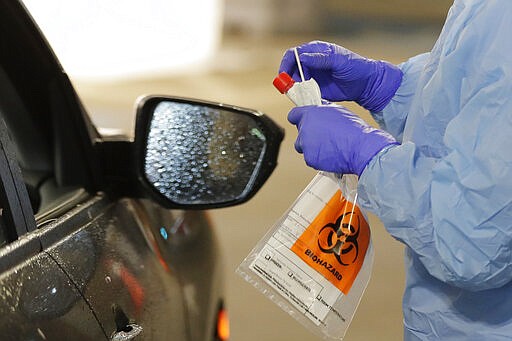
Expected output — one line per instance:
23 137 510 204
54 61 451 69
132 96 284 209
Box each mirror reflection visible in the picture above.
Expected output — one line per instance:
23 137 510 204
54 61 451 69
145 101 267 205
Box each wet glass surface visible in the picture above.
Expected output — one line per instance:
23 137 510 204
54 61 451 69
145 101 267 204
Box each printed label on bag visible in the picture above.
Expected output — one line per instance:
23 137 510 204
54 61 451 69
248 175 370 325
291 190 370 295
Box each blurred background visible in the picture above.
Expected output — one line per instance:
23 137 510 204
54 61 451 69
23 0 452 340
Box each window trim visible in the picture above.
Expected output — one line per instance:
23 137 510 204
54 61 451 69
0 117 36 240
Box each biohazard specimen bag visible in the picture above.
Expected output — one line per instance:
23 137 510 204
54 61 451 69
237 172 374 340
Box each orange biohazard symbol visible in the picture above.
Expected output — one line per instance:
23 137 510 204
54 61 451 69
291 190 370 295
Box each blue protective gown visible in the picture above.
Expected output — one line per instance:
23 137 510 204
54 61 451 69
357 1 512 339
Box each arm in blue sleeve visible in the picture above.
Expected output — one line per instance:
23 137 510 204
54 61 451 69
359 121 512 292
370 53 430 142
358 1 512 291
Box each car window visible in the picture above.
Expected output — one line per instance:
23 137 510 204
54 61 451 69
0 68 85 227
0 5 94 225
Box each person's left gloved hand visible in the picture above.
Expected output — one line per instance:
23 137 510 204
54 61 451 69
288 104 398 176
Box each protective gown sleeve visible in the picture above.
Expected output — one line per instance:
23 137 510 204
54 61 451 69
358 2 512 292
370 52 430 142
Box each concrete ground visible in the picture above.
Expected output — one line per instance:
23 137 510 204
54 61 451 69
75 28 440 340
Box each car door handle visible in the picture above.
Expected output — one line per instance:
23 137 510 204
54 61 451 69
111 323 143 341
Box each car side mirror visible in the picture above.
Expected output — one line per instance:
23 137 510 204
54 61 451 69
134 96 284 209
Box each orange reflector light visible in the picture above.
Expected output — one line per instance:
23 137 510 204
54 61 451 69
216 308 230 341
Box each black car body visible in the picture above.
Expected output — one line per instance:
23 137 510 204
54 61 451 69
0 1 283 340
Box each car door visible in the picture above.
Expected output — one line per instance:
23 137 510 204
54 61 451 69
0 1 189 339
0 116 106 340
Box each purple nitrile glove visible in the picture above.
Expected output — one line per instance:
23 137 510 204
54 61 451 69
279 41 403 112
288 104 398 176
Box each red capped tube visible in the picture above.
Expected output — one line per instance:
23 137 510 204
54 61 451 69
273 72 295 94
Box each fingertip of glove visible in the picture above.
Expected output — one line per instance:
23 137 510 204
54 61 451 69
287 107 303 124
294 138 303 154
279 49 296 73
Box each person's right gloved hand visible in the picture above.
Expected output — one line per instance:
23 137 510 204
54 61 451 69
279 41 403 112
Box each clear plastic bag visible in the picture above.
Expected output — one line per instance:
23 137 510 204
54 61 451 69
237 172 374 340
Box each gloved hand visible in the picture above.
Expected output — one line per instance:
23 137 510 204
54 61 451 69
288 104 398 176
279 41 403 112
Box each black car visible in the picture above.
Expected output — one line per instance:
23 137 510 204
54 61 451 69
0 1 283 340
